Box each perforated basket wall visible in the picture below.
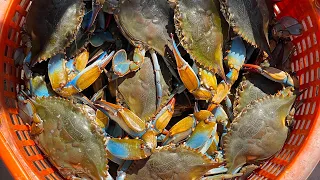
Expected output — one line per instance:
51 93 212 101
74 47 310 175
0 0 319 179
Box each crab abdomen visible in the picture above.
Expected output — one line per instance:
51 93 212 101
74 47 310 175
118 57 170 122
174 0 225 77
33 97 107 179
225 91 296 173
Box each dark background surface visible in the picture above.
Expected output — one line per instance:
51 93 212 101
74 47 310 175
0 159 319 179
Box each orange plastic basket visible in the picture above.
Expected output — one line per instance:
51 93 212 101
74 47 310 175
0 0 320 179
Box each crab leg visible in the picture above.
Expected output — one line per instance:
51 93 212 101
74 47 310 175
151 97 176 134
48 51 114 97
171 37 212 100
208 37 246 111
243 64 295 87
186 107 228 154
150 50 162 109
86 0 105 31
104 129 156 160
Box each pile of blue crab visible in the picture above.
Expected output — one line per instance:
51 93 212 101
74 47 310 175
14 0 305 179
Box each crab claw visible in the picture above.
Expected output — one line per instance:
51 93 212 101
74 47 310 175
95 100 146 138
112 48 146 77
104 130 155 160
151 97 176 134
208 37 246 111
162 115 197 145
48 51 114 97
185 111 217 154
243 64 295 87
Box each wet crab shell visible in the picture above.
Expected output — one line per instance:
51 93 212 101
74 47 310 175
29 96 108 179
224 88 296 173
26 0 84 64
125 145 221 180
173 0 225 78
113 0 174 56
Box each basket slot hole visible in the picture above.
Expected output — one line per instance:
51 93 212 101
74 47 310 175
20 0 27 6
307 16 313 28
4 45 14 58
303 88 309 99
313 33 318 45
26 1 32 12
305 120 311 130
275 166 285 176
316 50 319 62
38 159 47 170
10 81 15 92
311 102 316 115
4 80 8 91
30 145 38 155
295 60 299 71
301 20 307 32
23 130 30 140
300 104 305 115
297 43 302 54
300 73 304 85
304 55 309 67
310 52 314 65
45 175 52 180
14 31 20 43
287 134 295 145
309 86 313 98
52 173 61 180
316 85 319 97
297 135 305 146
15 131 24 141
19 16 26 27
33 161 43 171
302 39 307 52
291 62 295 72
274 4 281 14
12 11 20 23
10 113 18 125
271 164 280 175
8 28 15 40
305 71 309 83
286 151 295 161
23 146 31 156
299 120 306 130
307 36 312 49
294 120 301 130
305 103 311 115
291 134 300 145
34 146 42 155
311 70 315 82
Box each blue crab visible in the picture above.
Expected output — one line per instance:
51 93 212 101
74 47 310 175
170 0 248 111
17 93 111 179
25 0 107 65
103 0 175 77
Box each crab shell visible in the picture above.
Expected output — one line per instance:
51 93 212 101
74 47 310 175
117 57 170 122
26 0 84 64
173 0 225 78
220 0 272 56
125 145 221 180
26 96 109 179
233 73 283 116
224 88 296 173
113 0 173 56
